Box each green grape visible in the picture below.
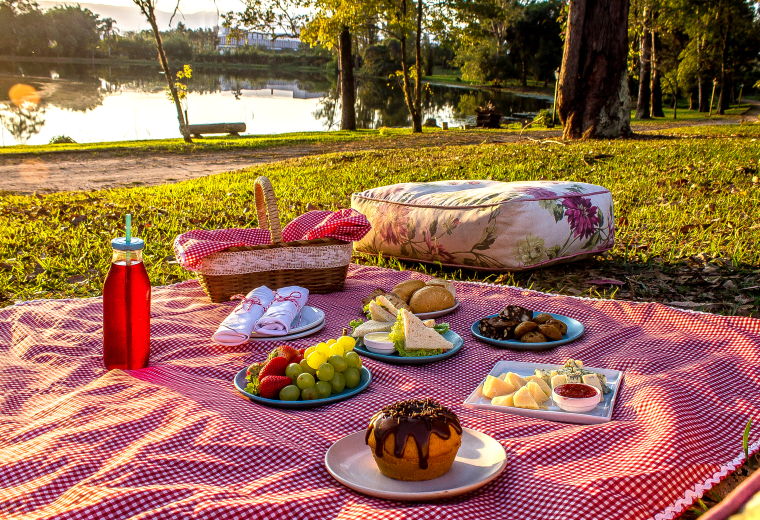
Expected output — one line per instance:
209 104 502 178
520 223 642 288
296 372 316 390
328 355 347 373
316 362 335 381
300 358 317 376
343 367 360 389
285 363 303 383
279 385 301 401
307 352 327 369
315 381 332 399
301 386 319 400
330 372 346 393
344 351 361 368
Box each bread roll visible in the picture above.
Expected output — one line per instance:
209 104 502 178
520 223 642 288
425 278 456 298
409 286 455 313
392 280 427 302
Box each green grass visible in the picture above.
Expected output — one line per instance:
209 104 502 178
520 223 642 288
630 103 753 124
422 67 555 93
1 123 759 315
0 129 411 156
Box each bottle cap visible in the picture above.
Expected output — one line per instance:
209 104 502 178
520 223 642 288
112 237 145 251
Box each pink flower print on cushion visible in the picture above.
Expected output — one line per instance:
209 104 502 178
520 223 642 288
375 204 412 245
562 197 601 240
423 231 456 263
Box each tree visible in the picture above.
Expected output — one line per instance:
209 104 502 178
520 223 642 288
131 0 191 142
557 0 632 139
46 5 100 57
301 0 374 131
635 4 652 119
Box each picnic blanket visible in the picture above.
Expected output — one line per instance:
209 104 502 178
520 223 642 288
0 264 758 520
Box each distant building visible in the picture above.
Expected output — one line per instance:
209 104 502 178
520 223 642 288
217 27 300 51
220 78 324 99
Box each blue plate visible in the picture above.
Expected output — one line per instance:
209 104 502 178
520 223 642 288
354 330 464 365
233 367 371 409
470 313 584 351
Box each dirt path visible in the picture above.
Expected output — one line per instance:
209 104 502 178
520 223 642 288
0 112 755 195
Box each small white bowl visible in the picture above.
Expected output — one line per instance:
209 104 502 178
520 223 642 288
363 332 396 355
552 383 601 413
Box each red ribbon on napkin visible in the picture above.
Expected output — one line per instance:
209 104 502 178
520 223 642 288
173 209 370 271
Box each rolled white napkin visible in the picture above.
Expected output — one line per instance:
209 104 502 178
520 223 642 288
254 286 309 336
212 286 275 346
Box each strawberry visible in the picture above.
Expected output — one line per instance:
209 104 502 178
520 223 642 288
245 362 265 395
258 375 292 399
267 345 299 363
260 356 289 378
292 354 303 365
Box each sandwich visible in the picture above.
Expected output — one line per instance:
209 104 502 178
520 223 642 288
352 317 438 338
388 309 453 357
352 320 394 338
368 295 400 322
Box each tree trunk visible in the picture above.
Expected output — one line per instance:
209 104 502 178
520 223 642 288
339 26 356 131
557 0 632 139
521 59 527 87
718 75 730 114
689 89 696 111
698 79 710 112
650 31 664 117
143 6 191 142
636 8 651 120
414 0 422 130
398 0 423 133
696 35 709 112
717 0 729 115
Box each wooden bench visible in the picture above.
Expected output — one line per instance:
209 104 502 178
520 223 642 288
187 123 246 138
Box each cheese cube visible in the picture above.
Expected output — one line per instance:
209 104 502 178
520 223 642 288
551 374 567 389
483 375 516 398
505 372 527 389
526 381 549 404
582 374 603 393
491 393 515 407
513 386 539 410
525 376 552 398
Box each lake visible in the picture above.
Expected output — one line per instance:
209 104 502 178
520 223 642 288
0 61 552 146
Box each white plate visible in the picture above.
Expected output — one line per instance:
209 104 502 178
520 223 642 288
463 360 623 425
414 300 460 319
248 306 325 340
325 428 507 501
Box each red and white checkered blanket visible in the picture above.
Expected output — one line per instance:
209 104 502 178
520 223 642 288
1 265 758 520
173 209 371 271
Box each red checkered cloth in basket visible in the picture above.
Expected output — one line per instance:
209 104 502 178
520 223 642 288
173 209 371 271
1 265 759 520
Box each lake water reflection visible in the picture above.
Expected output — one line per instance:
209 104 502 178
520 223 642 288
0 62 551 146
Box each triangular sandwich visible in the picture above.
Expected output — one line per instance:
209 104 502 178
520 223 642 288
352 320 394 338
368 295 399 322
401 309 454 351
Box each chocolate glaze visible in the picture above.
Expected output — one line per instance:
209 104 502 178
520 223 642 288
365 398 462 470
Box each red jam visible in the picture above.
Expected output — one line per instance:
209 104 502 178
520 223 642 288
554 384 598 399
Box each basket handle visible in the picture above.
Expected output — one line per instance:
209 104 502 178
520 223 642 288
253 176 283 244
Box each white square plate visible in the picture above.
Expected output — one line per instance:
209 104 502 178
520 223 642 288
463 360 623 425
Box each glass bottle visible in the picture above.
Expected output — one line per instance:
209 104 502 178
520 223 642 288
103 237 151 370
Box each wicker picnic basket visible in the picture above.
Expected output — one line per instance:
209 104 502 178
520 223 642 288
197 176 353 302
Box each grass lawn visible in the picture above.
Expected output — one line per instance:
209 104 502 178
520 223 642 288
1 122 759 318
630 103 753 124
423 67 555 93
0 129 400 156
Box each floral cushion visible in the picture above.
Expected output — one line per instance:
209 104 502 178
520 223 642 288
350 180 614 271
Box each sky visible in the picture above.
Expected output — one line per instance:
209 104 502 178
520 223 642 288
82 0 244 14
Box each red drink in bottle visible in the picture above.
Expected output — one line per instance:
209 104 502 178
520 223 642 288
103 236 151 370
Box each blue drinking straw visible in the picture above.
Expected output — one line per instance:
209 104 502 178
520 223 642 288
126 214 131 244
